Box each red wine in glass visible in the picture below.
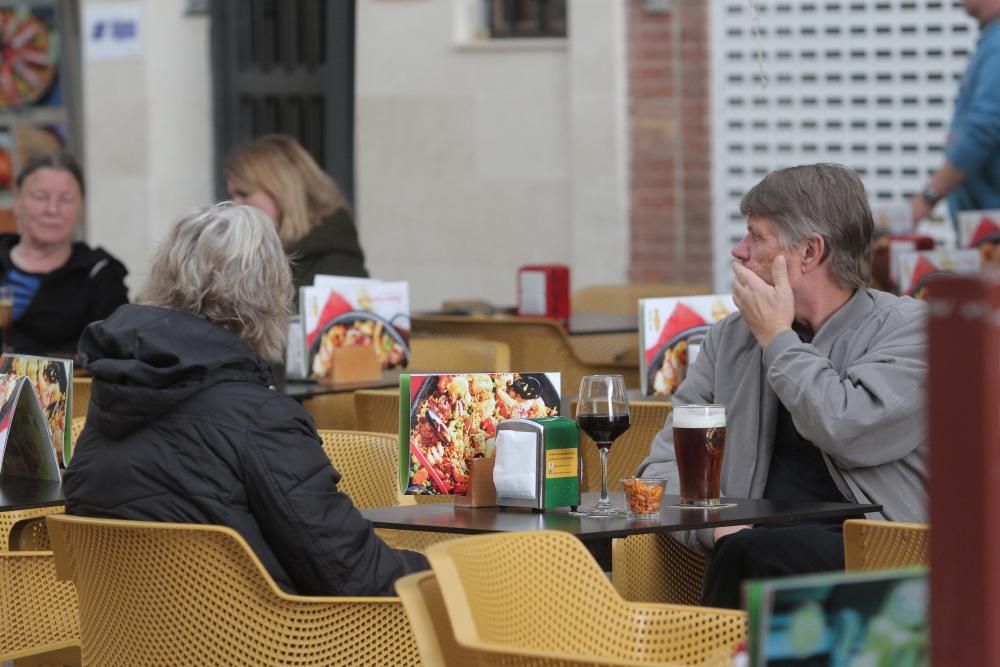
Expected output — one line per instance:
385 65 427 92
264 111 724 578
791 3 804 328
577 413 631 448
576 376 631 516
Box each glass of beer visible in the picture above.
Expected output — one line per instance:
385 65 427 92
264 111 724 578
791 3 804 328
0 286 12 353
672 404 726 506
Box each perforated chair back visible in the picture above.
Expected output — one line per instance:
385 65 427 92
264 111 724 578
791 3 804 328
611 533 707 605
46 514 420 666
844 519 930 572
317 430 402 509
71 377 91 421
353 389 400 434
572 283 711 315
395 570 477 667
317 429 455 551
71 415 86 454
425 530 746 666
572 399 671 492
411 315 639 390
0 551 81 663
410 336 512 372
1 506 64 550
0 513 80 664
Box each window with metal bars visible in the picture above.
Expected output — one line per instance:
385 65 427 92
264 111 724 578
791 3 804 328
487 0 567 38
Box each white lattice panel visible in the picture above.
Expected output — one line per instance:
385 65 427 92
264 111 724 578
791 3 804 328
710 0 977 289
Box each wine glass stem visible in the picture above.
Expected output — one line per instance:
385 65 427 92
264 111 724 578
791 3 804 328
597 445 611 509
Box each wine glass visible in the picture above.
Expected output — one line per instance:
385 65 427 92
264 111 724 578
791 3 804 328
575 375 631 516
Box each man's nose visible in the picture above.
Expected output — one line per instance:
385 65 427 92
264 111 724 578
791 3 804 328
731 237 749 260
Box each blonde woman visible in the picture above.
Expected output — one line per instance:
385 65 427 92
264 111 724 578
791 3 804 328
225 134 367 287
65 203 427 596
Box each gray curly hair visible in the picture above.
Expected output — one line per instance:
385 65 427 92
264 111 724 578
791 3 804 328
138 203 293 361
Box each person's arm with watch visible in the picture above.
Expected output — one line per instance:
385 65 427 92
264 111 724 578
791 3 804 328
909 162 966 227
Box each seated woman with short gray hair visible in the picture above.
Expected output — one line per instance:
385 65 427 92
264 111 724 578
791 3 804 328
63 203 427 596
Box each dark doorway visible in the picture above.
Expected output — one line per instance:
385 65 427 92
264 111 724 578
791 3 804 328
211 0 355 205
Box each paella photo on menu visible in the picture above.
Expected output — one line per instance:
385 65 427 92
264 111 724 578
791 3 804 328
639 295 735 398
400 372 561 496
300 276 410 382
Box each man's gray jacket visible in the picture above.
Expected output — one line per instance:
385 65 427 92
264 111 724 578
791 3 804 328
637 288 927 552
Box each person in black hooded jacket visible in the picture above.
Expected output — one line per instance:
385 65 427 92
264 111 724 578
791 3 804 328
63 203 427 596
1 150 128 355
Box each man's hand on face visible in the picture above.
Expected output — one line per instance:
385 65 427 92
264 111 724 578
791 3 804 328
732 254 795 349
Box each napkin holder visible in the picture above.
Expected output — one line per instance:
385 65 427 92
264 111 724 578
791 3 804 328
494 417 580 511
454 457 497 508
517 264 570 321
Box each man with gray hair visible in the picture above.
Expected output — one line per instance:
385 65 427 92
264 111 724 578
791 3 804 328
638 164 927 608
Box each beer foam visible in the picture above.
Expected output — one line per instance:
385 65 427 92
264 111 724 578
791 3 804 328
673 407 726 429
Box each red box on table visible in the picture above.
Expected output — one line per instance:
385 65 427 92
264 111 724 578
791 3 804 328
517 264 570 321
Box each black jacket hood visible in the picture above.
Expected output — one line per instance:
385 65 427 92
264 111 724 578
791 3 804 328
79 304 274 439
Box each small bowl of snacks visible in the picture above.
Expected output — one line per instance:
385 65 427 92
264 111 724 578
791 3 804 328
622 477 666 519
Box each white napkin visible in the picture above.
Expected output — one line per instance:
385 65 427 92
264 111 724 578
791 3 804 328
493 429 538 500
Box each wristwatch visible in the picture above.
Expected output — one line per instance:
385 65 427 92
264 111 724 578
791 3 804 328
920 186 942 206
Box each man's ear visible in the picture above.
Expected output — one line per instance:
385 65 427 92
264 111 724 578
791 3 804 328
800 235 826 274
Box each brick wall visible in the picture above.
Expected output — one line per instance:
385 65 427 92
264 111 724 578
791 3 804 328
627 0 713 286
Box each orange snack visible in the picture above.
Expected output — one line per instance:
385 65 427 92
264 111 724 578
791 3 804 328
623 477 665 515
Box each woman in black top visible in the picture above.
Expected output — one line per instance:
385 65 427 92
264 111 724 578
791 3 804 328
0 150 128 354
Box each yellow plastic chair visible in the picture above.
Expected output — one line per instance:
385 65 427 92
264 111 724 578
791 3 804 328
317 429 454 552
395 570 479 667
410 315 639 391
572 399 671 493
0 514 81 665
353 388 400 434
302 392 356 430
71 377 91 421
70 415 86 454
409 336 512 372
1 506 64 550
611 533 707 606
317 430 403 509
46 514 421 666
567 331 639 367
843 519 930 572
422 530 746 666
571 283 711 315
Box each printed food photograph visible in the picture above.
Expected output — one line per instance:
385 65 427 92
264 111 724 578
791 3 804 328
641 296 734 398
0 355 68 464
310 314 408 378
303 283 411 382
406 373 560 495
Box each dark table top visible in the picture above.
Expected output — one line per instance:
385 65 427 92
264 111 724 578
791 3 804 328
282 369 402 400
416 311 638 336
361 493 881 542
0 477 65 512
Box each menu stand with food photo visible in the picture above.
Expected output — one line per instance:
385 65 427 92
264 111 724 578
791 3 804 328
0 353 72 466
0 373 60 482
400 372 561 497
893 248 981 299
957 210 1000 267
639 295 735 398
297 276 410 383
